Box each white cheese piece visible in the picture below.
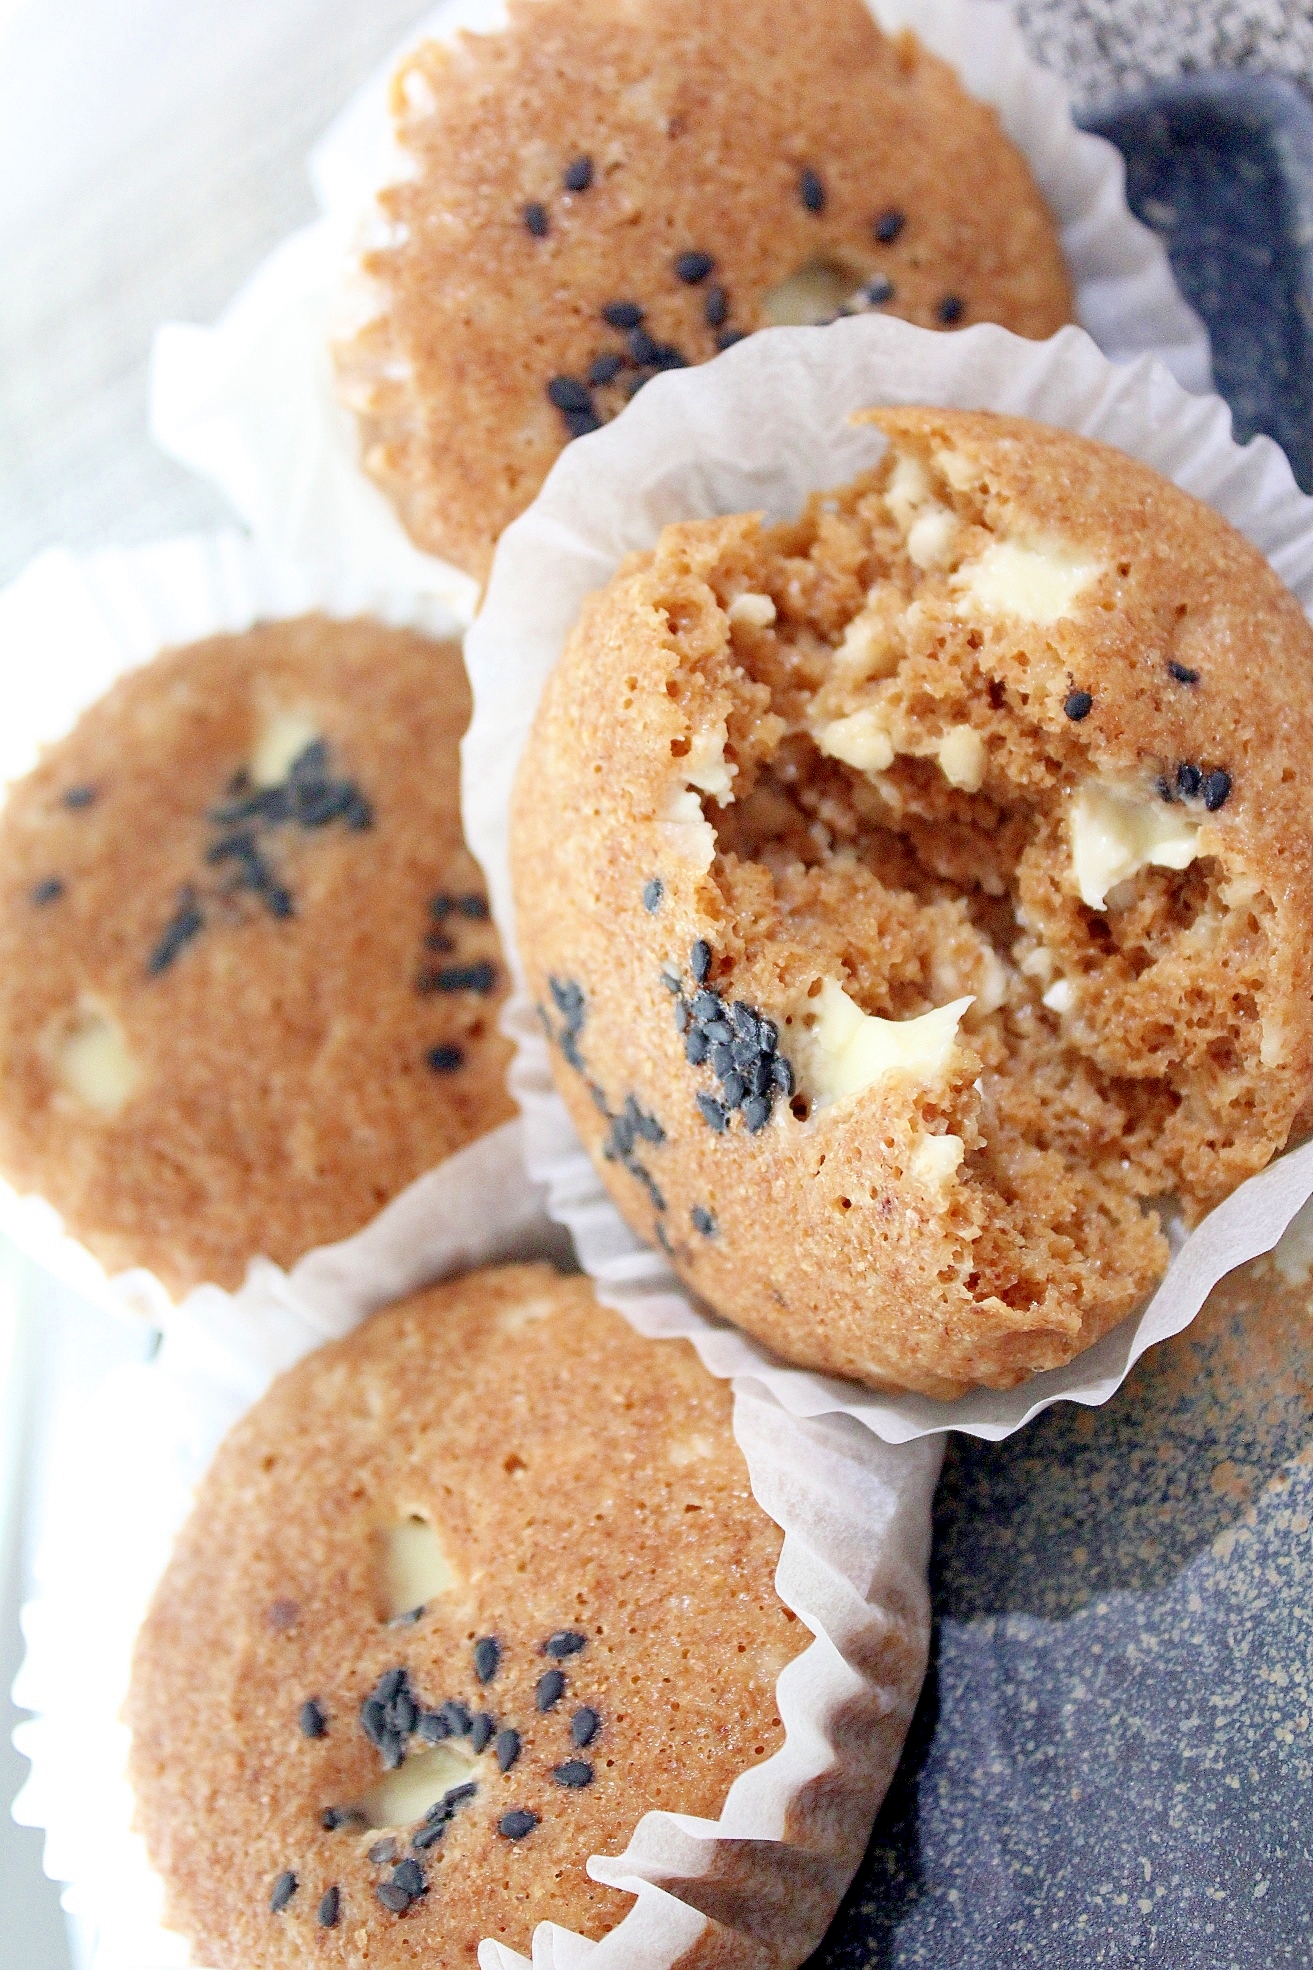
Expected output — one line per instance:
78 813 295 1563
835 597 901 681
906 505 960 571
1069 781 1203 910
381 1515 455 1620
815 708 895 773
911 1132 966 1189
1019 945 1055 984
56 1009 139 1114
953 538 1100 624
727 591 776 627
937 724 987 792
933 446 978 493
250 709 319 788
760 258 855 326
974 946 1009 1015
1042 977 1075 1015
682 720 735 800
885 451 933 531
362 1744 476 1829
660 787 717 870
799 979 973 1109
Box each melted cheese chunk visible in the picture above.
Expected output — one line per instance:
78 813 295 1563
56 1008 139 1114
362 1745 477 1829
380 1516 454 1620
953 539 1100 624
727 591 776 628
911 1133 966 1189
1069 781 1202 910
815 707 895 774
937 724 987 792
250 709 319 788
681 720 735 800
799 980 973 1109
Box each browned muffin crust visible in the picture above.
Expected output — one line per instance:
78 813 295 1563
338 0 1073 580
510 410 1313 1397
0 616 514 1295
127 1265 807 1967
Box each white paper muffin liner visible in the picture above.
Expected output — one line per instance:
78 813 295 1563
12 1122 942 1970
148 0 1209 628
460 311 1313 1447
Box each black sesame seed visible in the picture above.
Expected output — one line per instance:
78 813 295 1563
709 1042 735 1078
495 1728 521 1772
937 295 965 325
553 1759 594 1788
377 1668 407 1705
459 893 490 919
758 1018 778 1055
563 155 594 192
642 877 663 913
550 976 585 1018
147 890 204 975
380 1730 405 1770
1203 768 1232 811
727 1001 755 1040
376 1881 412 1914
293 779 356 828
675 250 715 284
697 1094 729 1133
361 1697 387 1744
720 1070 746 1109
627 373 652 397
704 285 729 328
389 1604 425 1628
602 300 644 330
747 1056 773 1097
589 352 624 388
628 327 660 366
1168 660 1200 684
799 168 825 212
61 784 98 809
270 1871 297 1914
369 1838 398 1864
318 1887 340 1929
418 1710 449 1742
691 1206 716 1237
430 894 455 920
547 375 594 415
473 1635 501 1684
430 933 456 958
426 1044 464 1073
661 968 683 993
686 1029 709 1066
30 876 64 905
650 342 688 371
444 1782 478 1810
471 1712 496 1753
388 1691 418 1737
691 940 712 984
730 1032 760 1071
571 1706 601 1747
691 988 720 1023
863 276 895 306
393 1859 426 1899
524 202 550 237
743 1095 772 1134
544 1629 587 1659
631 1102 665 1144
420 961 497 995
439 1699 472 1736
565 408 602 438
874 208 906 243
704 1020 733 1047
771 1055 794 1096
716 329 747 350
536 1668 566 1711
1176 762 1203 800
499 1809 539 1840
1064 689 1093 721
411 1819 444 1850
1156 774 1176 803
299 1699 327 1739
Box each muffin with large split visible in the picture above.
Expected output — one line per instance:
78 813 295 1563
0 615 514 1296
336 0 1073 580
510 409 1313 1398
125 1265 897 1968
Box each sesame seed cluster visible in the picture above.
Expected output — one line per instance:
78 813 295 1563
337 0 1073 578
126 1267 808 1966
0 615 515 1294
511 408 1313 1398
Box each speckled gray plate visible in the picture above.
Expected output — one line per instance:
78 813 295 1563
810 72 1313 1966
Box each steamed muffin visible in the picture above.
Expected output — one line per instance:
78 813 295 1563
125 1265 838 1967
510 409 1313 1398
336 0 1074 580
0 615 515 1296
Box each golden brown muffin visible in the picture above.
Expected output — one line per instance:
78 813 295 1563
0 616 515 1296
510 409 1313 1398
336 0 1074 581
126 1265 814 1967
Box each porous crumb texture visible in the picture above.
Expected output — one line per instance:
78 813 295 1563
510 410 1313 1397
127 1266 806 1968
0 616 515 1295
336 0 1073 580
